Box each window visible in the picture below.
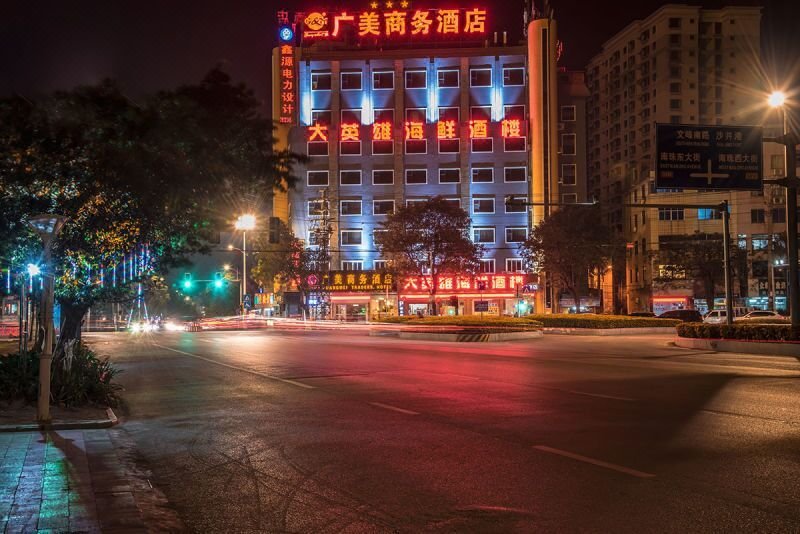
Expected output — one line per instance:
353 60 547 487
506 196 527 213
340 139 361 155
669 34 681 45
668 17 681 29
405 169 427 184
669 82 681 93
751 209 766 223
752 234 769 250
470 106 492 121
406 198 427 206
373 139 393 155
561 193 577 204
471 168 494 183
373 229 388 245
373 200 395 215
439 138 459 153
341 260 363 271
772 208 786 223
307 171 328 186
373 259 388 270
473 227 495 243
560 106 576 121
438 107 459 122
373 71 394 90
308 200 325 216
340 230 362 246
504 105 525 120
372 170 394 185
503 67 524 86
478 259 495 273
340 200 362 216
341 109 362 123
560 164 576 185
472 196 495 214
698 208 721 220
472 138 493 152
311 110 332 125
341 72 362 90
670 99 681 110
439 168 460 183
373 108 394 123
658 207 684 220
311 72 332 91
438 69 459 88
505 227 527 243
470 68 492 87
339 170 361 186
506 258 524 273
405 140 427 154
561 134 576 155
405 108 426 122
405 70 427 89
308 139 329 156
504 167 526 182
443 198 461 209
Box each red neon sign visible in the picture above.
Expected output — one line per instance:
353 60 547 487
372 122 393 141
501 119 523 138
469 119 488 139
278 45 296 124
400 274 526 294
308 123 328 142
437 120 457 139
340 123 360 141
404 121 424 140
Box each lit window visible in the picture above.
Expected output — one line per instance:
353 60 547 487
506 258 524 273
373 259 388 270
478 259 495 273
341 260 363 271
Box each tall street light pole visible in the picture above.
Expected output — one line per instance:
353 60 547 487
28 214 68 424
233 214 256 314
767 91 800 331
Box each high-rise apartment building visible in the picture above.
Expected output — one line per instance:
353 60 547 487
587 5 786 314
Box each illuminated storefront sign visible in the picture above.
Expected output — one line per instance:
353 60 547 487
372 122 392 141
308 123 328 141
469 119 488 139
400 274 526 294
501 119 523 138
313 271 396 292
340 123 360 141
307 120 528 145
278 44 296 124
404 121 424 140
294 7 488 42
437 120 457 139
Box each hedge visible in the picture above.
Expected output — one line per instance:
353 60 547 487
527 314 681 329
379 316 543 328
676 322 799 341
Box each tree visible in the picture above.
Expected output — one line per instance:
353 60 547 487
519 205 617 311
652 232 727 305
0 68 303 353
250 220 329 316
375 196 481 315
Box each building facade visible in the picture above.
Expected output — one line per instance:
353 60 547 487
586 5 788 313
272 7 564 318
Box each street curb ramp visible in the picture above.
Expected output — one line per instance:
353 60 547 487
0 407 119 433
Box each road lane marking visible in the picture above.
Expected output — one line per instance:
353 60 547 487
533 445 655 478
152 343 315 389
560 389 634 402
368 402 419 415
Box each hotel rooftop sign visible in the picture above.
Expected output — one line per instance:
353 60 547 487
278 5 489 46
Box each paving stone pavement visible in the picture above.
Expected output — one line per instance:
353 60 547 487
0 429 182 533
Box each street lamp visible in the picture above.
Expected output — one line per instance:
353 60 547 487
233 214 256 314
28 214 68 424
767 91 799 329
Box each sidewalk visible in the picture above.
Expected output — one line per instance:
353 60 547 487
0 429 179 533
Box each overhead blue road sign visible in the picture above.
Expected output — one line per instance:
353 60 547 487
655 124 763 190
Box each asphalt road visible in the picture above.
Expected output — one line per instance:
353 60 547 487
87 328 800 533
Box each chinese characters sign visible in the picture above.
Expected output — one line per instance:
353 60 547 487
307 119 527 142
314 271 396 292
278 45 296 124
297 8 487 43
655 124 763 190
401 274 526 294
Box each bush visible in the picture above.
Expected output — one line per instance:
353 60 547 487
378 315 542 328
527 314 681 329
0 343 122 407
676 322 799 341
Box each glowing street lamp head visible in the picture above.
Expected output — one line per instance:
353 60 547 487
768 91 786 108
223 264 231 271
235 214 256 231
26 264 41 276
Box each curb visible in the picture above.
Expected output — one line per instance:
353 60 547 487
674 336 800 358
396 330 543 342
543 327 677 336
0 407 119 433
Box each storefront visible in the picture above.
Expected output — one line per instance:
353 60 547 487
398 274 533 316
652 295 692 316
314 270 397 321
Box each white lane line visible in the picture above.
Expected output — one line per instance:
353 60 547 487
533 445 655 479
369 402 419 415
152 343 315 389
561 389 634 402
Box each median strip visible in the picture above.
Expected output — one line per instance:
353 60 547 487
152 343 315 389
533 445 655 478
368 402 419 415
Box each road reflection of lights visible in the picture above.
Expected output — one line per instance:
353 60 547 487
164 321 183 332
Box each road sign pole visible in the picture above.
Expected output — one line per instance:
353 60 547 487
721 201 733 327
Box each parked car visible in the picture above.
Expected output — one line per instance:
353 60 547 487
737 310 785 321
657 309 703 322
703 307 749 324
629 311 656 317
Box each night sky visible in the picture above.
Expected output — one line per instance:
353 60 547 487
2 0 797 116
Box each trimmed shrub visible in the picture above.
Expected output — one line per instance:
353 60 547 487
378 315 542 328
0 343 122 407
676 322 799 341
527 314 681 329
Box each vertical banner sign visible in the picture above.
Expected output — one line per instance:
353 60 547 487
279 44 296 124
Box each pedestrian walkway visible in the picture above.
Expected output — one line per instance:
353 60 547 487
0 429 169 533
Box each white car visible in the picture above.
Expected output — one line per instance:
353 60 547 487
737 310 785 321
703 310 728 324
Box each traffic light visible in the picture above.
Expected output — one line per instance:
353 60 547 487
182 273 193 290
213 272 224 289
